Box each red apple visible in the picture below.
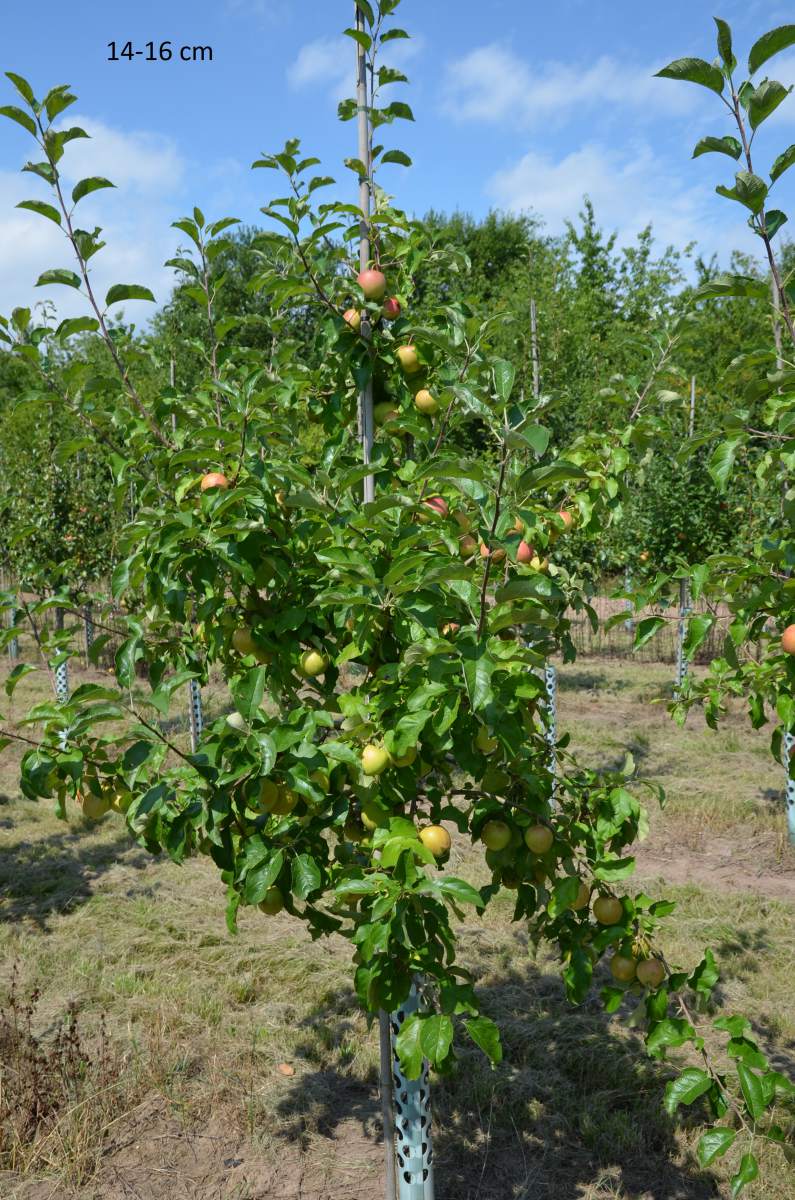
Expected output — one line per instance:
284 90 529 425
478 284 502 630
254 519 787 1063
357 269 386 301
200 472 230 491
782 625 795 654
424 496 449 518
382 297 401 320
343 308 361 332
517 540 533 564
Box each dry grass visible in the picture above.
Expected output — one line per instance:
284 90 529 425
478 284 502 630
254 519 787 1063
0 650 793 1198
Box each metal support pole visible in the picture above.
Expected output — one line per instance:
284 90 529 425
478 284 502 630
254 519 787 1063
544 662 557 799
53 608 69 750
675 578 690 696
84 603 94 663
623 569 634 635
783 731 795 846
390 980 434 1200
7 606 19 661
188 678 204 753
355 2 375 505
379 1010 398 1200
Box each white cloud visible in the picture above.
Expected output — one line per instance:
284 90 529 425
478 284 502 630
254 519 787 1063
441 44 700 127
288 32 422 102
487 141 749 262
0 117 186 322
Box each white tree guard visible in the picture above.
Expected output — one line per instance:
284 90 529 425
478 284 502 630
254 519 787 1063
675 578 690 697
188 678 204 753
783 730 795 846
84 603 95 660
544 662 558 798
390 980 434 1199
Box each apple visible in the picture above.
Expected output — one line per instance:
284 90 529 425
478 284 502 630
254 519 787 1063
396 345 421 375
423 495 449 518
513 517 524 534
357 269 386 301
636 958 666 989
200 472 229 491
374 401 399 425
110 787 133 815
479 544 506 564
558 509 574 531
517 540 534 564
226 711 249 733
782 625 795 654
440 622 459 637
382 297 401 320
481 820 511 851
273 788 298 816
452 511 472 533
610 954 637 983
300 649 328 677
361 744 391 776
392 746 417 767
259 887 284 915
343 308 361 332
568 881 591 911
475 726 499 754
414 389 438 415
639 550 650 564
459 535 478 558
310 769 330 793
275 489 287 508
81 792 111 821
231 627 271 663
593 895 624 925
530 555 549 572
256 779 281 813
524 824 553 854
419 825 451 857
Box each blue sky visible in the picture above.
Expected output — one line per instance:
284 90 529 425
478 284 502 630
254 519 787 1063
1 0 793 321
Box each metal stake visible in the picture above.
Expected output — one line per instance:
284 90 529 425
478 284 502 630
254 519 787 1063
390 980 434 1200
188 678 204 752
675 578 690 696
84 603 95 663
544 661 558 799
783 730 795 846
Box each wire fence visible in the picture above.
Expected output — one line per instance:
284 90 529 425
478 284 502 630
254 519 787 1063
565 594 735 665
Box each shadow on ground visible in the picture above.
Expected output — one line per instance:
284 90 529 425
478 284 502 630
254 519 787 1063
274 961 719 1200
0 806 151 929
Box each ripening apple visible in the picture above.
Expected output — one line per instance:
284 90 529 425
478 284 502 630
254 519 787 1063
273 788 299 816
374 401 399 425
782 625 795 654
81 791 111 821
357 268 386 301
639 550 650 564
558 509 574 531
636 958 666 989
392 746 417 767
361 744 391 776
414 389 438 415
453 510 472 533
200 472 230 491
610 954 637 983
593 895 624 925
475 726 499 754
530 555 549 572
523 824 553 854
382 297 401 320
256 779 281 813
568 880 591 911
481 820 511 851
231 627 271 663
110 787 133 815
344 816 367 843
343 308 361 332
300 649 328 677
396 345 421 375
259 887 284 915
226 711 249 733
419 825 451 857
423 495 449 518
275 489 287 508
459 535 478 558
310 769 330 793
517 540 534 564
440 622 459 637
480 544 507 564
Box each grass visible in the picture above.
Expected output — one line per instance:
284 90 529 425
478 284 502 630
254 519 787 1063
0 650 793 1198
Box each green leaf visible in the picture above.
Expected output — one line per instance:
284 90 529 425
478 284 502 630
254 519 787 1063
493 359 515 403
716 170 768 214
463 1016 502 1064
231 666 268 721
43 86 77 122
736 1062 766 1120
381 28 410 43
291 852 321 900
243 850 283 904
0 105 37 135
692 136 741 160
55 316 100 341
105 283 156 306
714 18 734 68
5 663 37 698
763 209 788 238
633 617 665 650
419 1013 453 1066
697 1127 736 1167
436 878 485 909
16 200 61 225
5 72 35 105
748 79 792 131
655 57 724 95
730 1153 758 1198
771 143 795 183
748 25 795 74
664 1067 711 1114
683 614 714 660
693 274 769 301
646 1017 694 1057
35 268 81 289
72 176 115 204
395 1013 424 1079
708 436 742 490
380 149 412 167
460 640 494 713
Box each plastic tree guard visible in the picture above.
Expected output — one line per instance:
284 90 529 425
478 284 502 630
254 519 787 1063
390 980 434 1199
188 678 204 753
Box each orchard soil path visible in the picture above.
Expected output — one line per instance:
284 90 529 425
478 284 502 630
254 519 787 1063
634 829 795 903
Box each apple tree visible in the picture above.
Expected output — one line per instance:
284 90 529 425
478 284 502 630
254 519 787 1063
0 3 791 1192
